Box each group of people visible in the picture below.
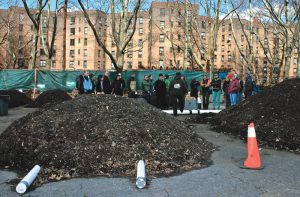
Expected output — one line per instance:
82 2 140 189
76 70 259 115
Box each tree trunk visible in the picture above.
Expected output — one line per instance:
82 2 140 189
29 28 39 69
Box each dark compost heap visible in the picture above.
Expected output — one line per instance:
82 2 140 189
0 90 32 108
205 79 300 153
26 89 72 108
0 95 214 186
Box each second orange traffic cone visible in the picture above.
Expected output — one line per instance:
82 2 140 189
240 122 264 170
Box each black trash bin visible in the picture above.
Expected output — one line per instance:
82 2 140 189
0 95 10 116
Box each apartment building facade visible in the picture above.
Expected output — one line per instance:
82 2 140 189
0 2 298 79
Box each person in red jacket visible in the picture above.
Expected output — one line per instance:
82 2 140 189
228 73 240 106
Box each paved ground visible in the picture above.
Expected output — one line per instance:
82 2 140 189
0 107 300 197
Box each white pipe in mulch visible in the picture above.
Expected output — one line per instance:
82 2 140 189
16 165 41 194
136 160 146 189
162 110 221 115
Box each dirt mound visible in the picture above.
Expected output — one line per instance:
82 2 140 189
210 78 300 153
0 95 214 186
26 89 72 108
0 90 32 108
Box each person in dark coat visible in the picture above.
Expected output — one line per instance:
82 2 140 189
190 78 200 99
96 75 104 93
244 74 253 99
169 72 188 116
111 73 125 96
200 74 211 109
103 71 112 94
89 73 96 93
154 73 167 109
222 77 231 108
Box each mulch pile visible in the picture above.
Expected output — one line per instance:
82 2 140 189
0 90 32 108
0 95 214 186
191 79 300 153
26 89 72 108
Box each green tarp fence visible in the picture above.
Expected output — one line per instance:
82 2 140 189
1 70 228 92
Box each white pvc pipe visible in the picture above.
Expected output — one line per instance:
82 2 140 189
162 110 221 115
136 160 146 189
16 165 41 194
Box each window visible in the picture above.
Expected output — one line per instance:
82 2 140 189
78 38 81 44
84 49 87 57
228 54 232 62
128 40 133 47
177 46 180 53
294 58 297 64
201 32 206 40
78 61 80 66
159 47 164 56
294 48 298 53
228 24 232 31
228 44 231 51
70 28 75 35
40 49 45 56
169 60 173 66
222 24 225 32
171 21 174 27
178 34 181 41
139 28 143 35
160 8 166 16
98 50 101 57
138 50 142 58
214 55 217 62
84 38 88 46
127 51 133 58
228 34 232 42
53 49 56 56
201 21 206 29
177 60 180 67
170 46 173 52
19 35 24 42
51 60 56 68
79 27 81 32
159 60 164 68
70 50 75 58
84 27 88 34
40 60 46 67
19 14 24 21
138 61 143 68
160 21 165 29
221 55 224 62
128 61 132 69
83 60 87 68
159 34 165 42
18 48 23 55
19 24 23 31
70 17 75 25
139 17 143 24
178 21 181 26
241 35 244 42
221 45 225 52
241 45 244 52
112 51 115 56
240 55 243 62
264 38 268 47
138 39 143 47
31 25 34 31
222 35 225 42
70 39 75 46
255 57 259 64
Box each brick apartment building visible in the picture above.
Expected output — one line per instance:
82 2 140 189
0 1 298 79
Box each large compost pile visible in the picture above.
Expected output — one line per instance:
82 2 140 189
26 89 72 108
0 90 32 108
0 95 214 186
209 79 300 153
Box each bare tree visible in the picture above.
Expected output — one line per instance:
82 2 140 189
0 2 32 69
40 0 59 69
21 0 48 69
78 0 142 73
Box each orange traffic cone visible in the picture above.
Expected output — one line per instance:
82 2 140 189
240 122 264 170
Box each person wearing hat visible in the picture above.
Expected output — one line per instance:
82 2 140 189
200 74 211 109
103 71 112 94
154 73 167 109
228 73 240 106
111 73 125 96
211 73 222 110
169 72 188 116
